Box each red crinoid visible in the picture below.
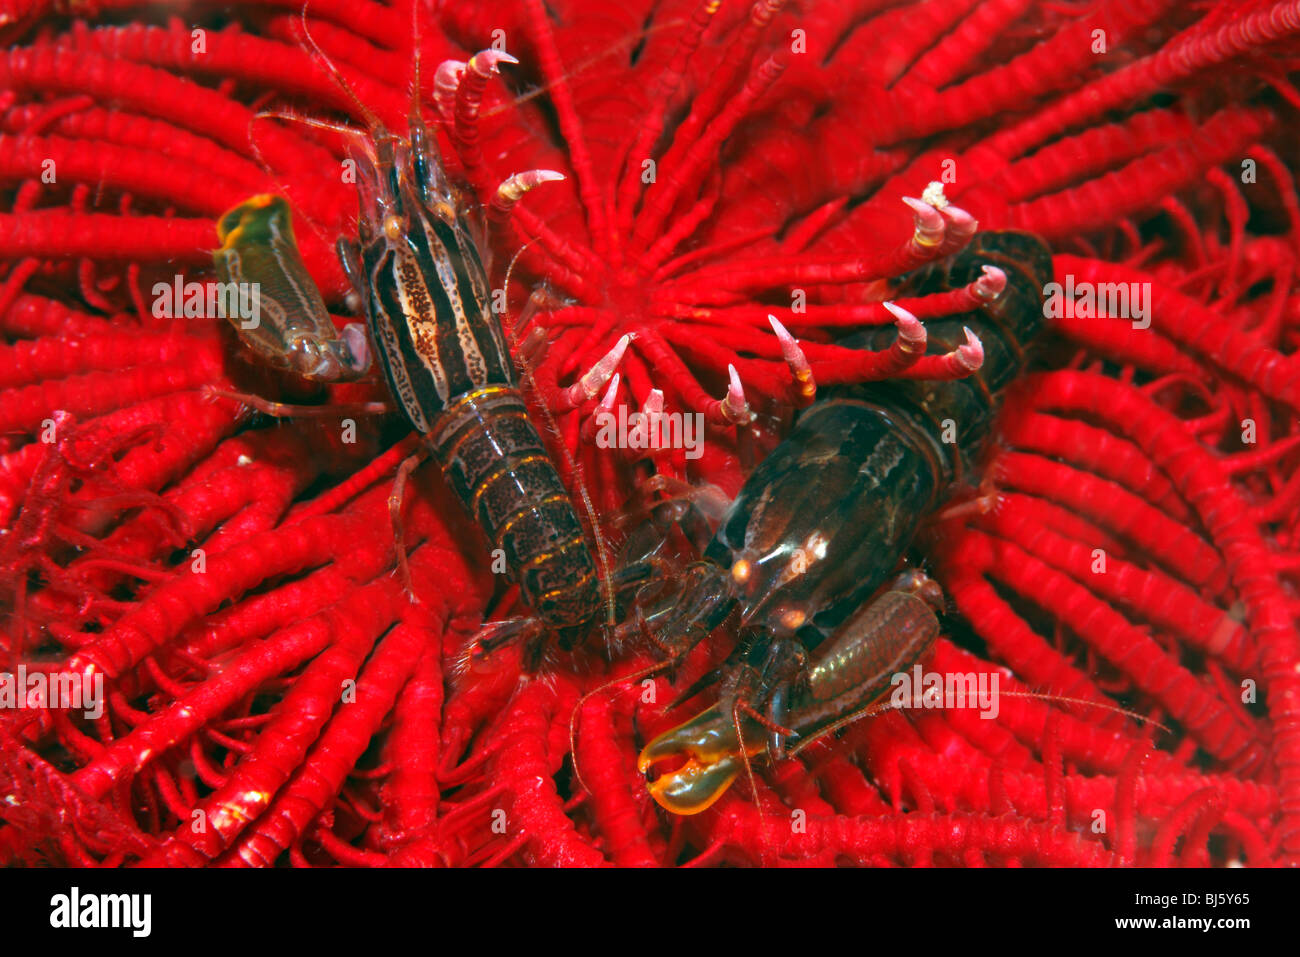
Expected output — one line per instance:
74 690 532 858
0 0 1298 868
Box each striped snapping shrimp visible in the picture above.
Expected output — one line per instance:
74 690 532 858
633 231 1054 813
211 11 622 657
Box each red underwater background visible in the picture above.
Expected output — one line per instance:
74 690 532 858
1 0 1299 866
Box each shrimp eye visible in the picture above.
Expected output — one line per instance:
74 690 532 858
778 607 806 632
383 214 403 241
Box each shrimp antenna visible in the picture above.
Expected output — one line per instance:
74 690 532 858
502 239 539 344
484 16 685 117
732 703 770 859
785 691 1173 759
996 691 1173 735
410 0 423 119
567 659 674 800
297 0 385 133
242 109 351 260
251 109 369 144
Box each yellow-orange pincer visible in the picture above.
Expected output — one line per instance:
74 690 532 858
638 705 766 815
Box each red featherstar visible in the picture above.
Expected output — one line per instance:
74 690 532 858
0 0 1298 867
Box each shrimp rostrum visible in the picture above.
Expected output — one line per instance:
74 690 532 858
634 232 1053 814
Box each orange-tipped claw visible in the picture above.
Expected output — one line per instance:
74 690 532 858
638 704 762 815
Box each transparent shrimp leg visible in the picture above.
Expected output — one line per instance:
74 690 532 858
201 388 392 419
611 474 732 527
387 443 433 603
